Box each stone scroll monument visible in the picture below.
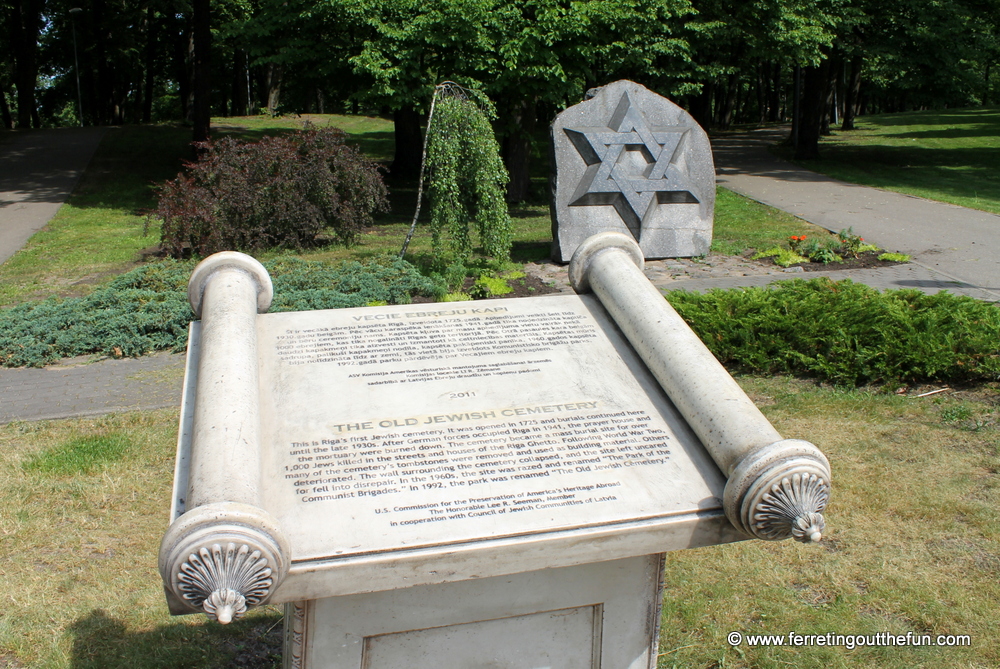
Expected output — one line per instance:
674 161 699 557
159 236 830 668
550 80 715 261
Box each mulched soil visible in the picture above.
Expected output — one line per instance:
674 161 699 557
411 273 559 304
427 273 562 299
754 250 907 272
487 273 562 299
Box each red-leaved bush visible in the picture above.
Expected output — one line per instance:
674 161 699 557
152 125 389 257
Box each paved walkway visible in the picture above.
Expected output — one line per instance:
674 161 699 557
0 127 106 265
712 126 1000 302
1 125 998 424
0 351 184 424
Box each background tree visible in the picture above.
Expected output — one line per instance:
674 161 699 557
5 0 45 128
3 0 999 178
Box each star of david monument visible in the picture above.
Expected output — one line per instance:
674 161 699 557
550 80 715 261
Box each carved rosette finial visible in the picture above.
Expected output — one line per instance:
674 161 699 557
723 440 831 543
160 502 290 624
752 472 828 542
177 542 273 623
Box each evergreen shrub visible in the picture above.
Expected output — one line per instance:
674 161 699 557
425 95 511 260
667 278 1000 386
0 258 442 367
152 125 389 257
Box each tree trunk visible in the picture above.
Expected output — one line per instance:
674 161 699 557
768 62 781 122
841 55 862 130
690 80 714 130
185 32 195 122
94 0 114 125
0 79 12 128
984 62 991 106
264 63 282 114
795 61 830 160
719 73 739 129
790 65 801 147
170 15 190 120
820 61 835 138
390 105 423 180
820 57 838 136
756 62 767 124
230 51 248 116
191 0 211 144
142 4 156 123
501 98 536 203
10 0 44 128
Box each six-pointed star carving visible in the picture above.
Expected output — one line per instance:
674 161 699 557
564 91 699 239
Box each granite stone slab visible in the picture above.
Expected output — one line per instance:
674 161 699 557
550 80 715 261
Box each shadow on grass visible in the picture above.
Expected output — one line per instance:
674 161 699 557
813 145 1000 169
214 126 394 164
70 123 395 217
858 107 1000 127
883 126 1000 140
69 609 283 669
511 240 552 263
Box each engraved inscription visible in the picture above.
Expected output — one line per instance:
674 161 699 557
275 310 597 366
282 406 670 527
256 294 726 558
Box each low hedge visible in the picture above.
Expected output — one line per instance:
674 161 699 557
3 272 997 387
0 257 442 367
667 278 1000 386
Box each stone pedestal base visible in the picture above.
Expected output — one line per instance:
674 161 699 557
284 555 665 669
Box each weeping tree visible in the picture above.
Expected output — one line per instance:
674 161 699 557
400 82 511 261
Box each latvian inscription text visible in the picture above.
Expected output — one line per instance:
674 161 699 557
275 309 598 366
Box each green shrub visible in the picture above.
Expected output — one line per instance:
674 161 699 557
879 252 911 262
267 257 444 312
468 274 514 299
425 95 512 260
797 238 842 264
667 279 1000 386
151 125 389 257
752 247 808 267
0 258 443 367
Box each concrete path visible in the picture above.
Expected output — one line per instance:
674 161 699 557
0 127 106 265
0 351 184 424
711 126 1000 301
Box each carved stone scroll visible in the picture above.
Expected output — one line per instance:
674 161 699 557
159 253 291 623
569 232 831 542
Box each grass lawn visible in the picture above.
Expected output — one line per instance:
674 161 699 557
0 114 827 308
790 107 1000 216
1 378 997 667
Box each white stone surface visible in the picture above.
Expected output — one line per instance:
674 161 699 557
569 233 781 475
569 233 830 543
550 80 715 261
160 253 290 621
174 292 740 602
286 555 664 669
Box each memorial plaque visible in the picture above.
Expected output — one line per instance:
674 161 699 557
162 242 830 630
208 294 726 562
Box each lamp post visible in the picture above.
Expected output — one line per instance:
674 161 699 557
69 7 83 126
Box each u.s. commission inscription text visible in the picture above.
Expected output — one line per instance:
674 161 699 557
254 294 726 561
